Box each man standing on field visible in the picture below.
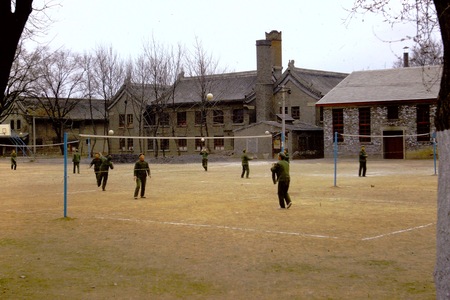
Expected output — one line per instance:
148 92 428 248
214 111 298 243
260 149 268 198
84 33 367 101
271 152 292 209
359 146 368 177
134 153 151 199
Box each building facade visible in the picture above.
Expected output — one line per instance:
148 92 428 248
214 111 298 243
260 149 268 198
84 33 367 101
316 66 441 159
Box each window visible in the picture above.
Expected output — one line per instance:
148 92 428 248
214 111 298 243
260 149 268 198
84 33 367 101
359 107 371 142
178 139 187 151
233 109 244 124
119 138 126 151
214 136 224 150
160 139 169 151
195 111 205 125
332 109 344 142
147 139 155 151
16 120 21 130
160 112 169 126
127 114 133 127
119 114 125 127
387 106 399 120
292 106 300 120
319 107 324 123
145 110 156 126
417 104 430 142
213 110 224 124
279 107 288 114
10 120 14 130
127 138 134 151
177 112 187 127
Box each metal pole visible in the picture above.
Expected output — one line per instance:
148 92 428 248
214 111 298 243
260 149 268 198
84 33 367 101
334 132 338 187
64 132 68 218
433 131 437 175
33 116 36 156
87 138 91 160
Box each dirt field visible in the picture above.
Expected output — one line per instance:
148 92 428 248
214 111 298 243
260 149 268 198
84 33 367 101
0 156 437 299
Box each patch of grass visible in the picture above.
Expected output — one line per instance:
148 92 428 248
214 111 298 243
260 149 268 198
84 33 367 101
267 262 321 274
150 272 219 297
402 280 435 295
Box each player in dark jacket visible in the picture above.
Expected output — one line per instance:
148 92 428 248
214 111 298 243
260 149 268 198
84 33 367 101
98 155 114 191
89 153 103 185
134 154 151 199
241 149 252 178
271 152 292 209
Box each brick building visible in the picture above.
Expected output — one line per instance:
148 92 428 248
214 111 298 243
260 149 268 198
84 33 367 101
316 65 442 159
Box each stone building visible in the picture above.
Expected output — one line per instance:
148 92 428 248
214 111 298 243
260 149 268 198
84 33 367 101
316 65 441 159
107 30 347 159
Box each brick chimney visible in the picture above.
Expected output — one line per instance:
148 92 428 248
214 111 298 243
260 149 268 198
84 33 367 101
403 46 409 68
255 30 282 122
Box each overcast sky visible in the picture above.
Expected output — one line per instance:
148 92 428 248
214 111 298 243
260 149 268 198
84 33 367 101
35 0 419 74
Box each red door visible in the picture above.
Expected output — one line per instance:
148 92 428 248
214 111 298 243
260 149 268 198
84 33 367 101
383 131 404 159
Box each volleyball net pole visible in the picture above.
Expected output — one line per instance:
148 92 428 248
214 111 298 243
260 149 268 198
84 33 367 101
334 132 338 187
64 132 68 218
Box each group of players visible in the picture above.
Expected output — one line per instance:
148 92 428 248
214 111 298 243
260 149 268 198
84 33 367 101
78 149 291 209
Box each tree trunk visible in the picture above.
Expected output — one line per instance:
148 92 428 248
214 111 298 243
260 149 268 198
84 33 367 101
0 0 32 98
433 1 450 298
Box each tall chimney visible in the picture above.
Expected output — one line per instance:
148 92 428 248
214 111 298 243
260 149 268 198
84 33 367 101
255 39 273 122
403 46 409 68
265 30 282 79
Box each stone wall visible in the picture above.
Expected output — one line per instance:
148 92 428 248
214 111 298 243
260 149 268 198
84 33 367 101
323 104 436 159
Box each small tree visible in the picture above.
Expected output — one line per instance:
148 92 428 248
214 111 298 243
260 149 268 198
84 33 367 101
27 48 85 154
184 38 222 150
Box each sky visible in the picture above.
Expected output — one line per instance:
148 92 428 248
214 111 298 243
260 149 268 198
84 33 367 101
33 0 420 74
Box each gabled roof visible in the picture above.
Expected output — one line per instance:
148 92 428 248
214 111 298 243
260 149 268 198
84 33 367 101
17 98 105 120
108 82 162 110
316 65 442 107
172 71 257 104
284 66 348 99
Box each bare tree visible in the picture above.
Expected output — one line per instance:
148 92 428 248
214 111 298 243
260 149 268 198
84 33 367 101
393 38 443 67
184 38 221 150
27 48 85 154
143 38 185 157
91 45 126 152
1 40 42 122
79 51 101 154
349 1 450 297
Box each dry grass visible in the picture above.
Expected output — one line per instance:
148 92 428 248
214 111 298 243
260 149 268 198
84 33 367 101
0 156 437 299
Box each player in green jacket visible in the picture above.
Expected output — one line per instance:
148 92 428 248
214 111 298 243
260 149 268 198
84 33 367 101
134 154 151 199
72 149 81 174
200 148 208 171
241 149 252 178
271 152 292 209
98 155 114 191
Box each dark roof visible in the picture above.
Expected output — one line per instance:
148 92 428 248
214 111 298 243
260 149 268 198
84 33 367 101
172 71 257 104
109 82 161 109
18 98 105 120
234 120 322 133
316 65 442 107
287 67 348 98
